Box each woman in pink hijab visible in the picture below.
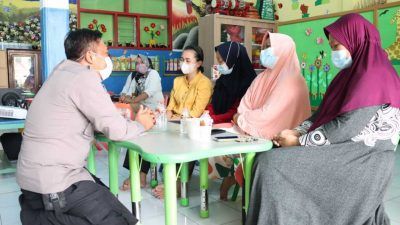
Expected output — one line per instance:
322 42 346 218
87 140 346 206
233 32 311 139
222 32 310 194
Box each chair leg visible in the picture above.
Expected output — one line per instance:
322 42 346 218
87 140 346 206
231 183 240 201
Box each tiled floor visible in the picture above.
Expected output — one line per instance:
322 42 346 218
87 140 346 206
0 146 399 225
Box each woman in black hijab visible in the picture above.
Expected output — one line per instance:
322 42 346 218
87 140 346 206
206 41 257 123
207 42 257 200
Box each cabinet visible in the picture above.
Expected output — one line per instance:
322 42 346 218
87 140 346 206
199 14 276 77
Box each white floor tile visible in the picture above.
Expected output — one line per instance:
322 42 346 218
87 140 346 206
0 192 20 208
0 206 21 225
385 200 400 222
141 212 198 225
179 202 241 225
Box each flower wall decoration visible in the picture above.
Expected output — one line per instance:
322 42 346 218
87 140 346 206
87 19 107 33
0 13 78 48
144 22 164 47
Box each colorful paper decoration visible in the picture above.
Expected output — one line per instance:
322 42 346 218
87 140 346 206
261 0 274 20
300 4 310 18
291 0 299 10
316 37 324 44
144 22 162 47
88 19 107 33
305 28 313 36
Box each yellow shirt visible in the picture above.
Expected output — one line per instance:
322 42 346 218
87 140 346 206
167 72 213 118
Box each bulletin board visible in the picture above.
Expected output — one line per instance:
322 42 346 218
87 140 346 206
277 3 400 109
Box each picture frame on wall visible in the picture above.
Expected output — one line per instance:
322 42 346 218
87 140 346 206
7 49 42 94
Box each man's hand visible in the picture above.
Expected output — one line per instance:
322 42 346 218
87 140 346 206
135 105 155 131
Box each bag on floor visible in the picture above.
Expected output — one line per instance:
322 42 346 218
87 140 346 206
0 132 22 161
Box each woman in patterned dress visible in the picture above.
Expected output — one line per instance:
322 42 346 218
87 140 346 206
246 13 400 225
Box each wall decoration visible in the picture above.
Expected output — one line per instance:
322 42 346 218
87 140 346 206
260 0 275 20
316 37 324 44
79 0 171 50
315 0 329 6
87 19 107 34
354 0 387 9
291 0 299 10
305 28 313 36
378 5 400 74
384 9 400 64
143 22 164 47
172 0 207 50
0 0 77 48
300 4 310 18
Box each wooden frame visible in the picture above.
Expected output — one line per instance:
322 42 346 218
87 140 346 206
77 0 173 50
7 49 41 93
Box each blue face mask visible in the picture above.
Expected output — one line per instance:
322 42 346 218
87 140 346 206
217 63 233 75
260 47 279 69
331 50 352 69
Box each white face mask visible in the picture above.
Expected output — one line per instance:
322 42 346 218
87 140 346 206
260 47 279 69
331 50 352 69
180 62 196 74
217 63 233 75
98 56 113 80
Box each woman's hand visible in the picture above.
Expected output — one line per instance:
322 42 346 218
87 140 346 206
120 94 127 103
232 113 240 125
273 129 301 147
166 110 173 120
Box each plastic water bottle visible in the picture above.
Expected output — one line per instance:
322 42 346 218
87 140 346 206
200 110 214 126
156 102 167 131
180 108 189 134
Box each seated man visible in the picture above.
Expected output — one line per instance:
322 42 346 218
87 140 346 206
17 29 155 225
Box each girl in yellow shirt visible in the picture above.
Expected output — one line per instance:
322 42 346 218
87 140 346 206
167 46 213 119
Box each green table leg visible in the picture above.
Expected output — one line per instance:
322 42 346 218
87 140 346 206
180 162 189 207
108 142 120 196
199 158 209 218
129 149 141 222
244 152 256 215
87 144 96 175
164 163 177 225
150 163 158 189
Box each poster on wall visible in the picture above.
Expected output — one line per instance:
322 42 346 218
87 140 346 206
0 0 77 48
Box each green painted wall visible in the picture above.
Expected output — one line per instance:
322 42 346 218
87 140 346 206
378 5 400 74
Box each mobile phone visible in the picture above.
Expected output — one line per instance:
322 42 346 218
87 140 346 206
213 135 239 142
211 129 226 135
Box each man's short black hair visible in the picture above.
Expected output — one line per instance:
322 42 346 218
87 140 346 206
64 29 103 61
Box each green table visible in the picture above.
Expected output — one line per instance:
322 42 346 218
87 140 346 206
93 122 272 225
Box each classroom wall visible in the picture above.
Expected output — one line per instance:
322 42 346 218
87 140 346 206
278 2 400 109
274 0 400 22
